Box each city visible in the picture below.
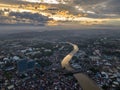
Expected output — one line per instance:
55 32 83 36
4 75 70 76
0 30 120 90
0 0 120 90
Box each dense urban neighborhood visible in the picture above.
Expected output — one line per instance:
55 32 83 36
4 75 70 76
0 32 120 90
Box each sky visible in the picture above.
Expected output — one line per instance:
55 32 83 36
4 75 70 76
0 0 120 27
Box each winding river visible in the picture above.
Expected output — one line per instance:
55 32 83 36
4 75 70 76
61 42 102 90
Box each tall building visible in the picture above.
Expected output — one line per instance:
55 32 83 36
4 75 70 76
17 59 27 73
27 60 35 71
17 59 35 73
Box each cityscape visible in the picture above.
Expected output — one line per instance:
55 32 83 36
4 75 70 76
0 30 120 90
0 0 120 90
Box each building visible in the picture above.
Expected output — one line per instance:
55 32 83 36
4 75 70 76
17 59 27 73
27 60 35 71
17 59 36 73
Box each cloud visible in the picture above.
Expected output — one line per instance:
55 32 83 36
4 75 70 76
0 0 23 4
0 10 51 25
73 0 120 18
0 0 120 26
74 0 105 5
9 12 50 21
1 0 119 15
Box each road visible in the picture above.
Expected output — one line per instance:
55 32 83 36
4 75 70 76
61 42 102 90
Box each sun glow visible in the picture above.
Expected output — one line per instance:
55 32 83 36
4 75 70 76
0 3 119 26
21 0 66 4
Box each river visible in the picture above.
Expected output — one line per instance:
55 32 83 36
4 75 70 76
61 42 102 90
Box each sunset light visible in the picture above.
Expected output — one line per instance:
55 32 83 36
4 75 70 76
0 1 120 90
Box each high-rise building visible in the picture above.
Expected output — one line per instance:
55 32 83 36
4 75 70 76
27 60 35 71
17 59 36 73
17 59 27 73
